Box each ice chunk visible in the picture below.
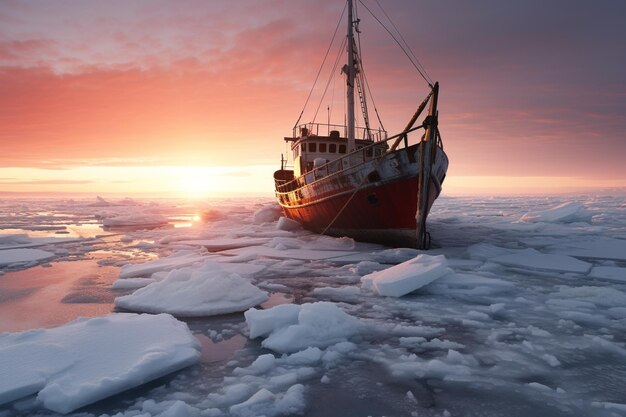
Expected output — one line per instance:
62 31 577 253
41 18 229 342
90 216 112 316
253 204 282 224
246 302 363 353
220 246 361 262
0 248 55 266
552 286 626 308
592 401 626 412
371 248 419 264
390 324 445 338
467 243 515 260
423 273 515 297
0 234 31 245
589 266 626 283
548 237 626 262
111 277 156 289
119 250 207 278
245 304 301 339
229 384 305 417
276 217 301 231
0 313 200 413
115 261 268 317
520 201 592 223
312 286 361 301
102 213 169 227
361 254 450 297
490 248 591 274
175 238 271 251
87 196 112 206
0 343 73 406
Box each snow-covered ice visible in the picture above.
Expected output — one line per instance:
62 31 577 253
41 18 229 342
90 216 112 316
115 261 269 316
0 313 200 414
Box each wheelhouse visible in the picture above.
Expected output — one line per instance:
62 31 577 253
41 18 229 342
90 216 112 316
285 123 388 177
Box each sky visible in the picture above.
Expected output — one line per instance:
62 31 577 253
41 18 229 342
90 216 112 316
1 0 625 197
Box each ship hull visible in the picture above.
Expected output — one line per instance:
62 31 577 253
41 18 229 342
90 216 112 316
274 143 448 247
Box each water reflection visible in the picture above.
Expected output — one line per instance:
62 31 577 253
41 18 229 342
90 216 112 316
196 334 247 364
0 259 119 332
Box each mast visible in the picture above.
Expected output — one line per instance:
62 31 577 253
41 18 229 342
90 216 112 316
346 0 356 151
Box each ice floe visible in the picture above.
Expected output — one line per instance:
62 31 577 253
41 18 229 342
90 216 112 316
0 313 200 413
490 248 592 274
520 201 592 223
115 261 268 316
118 250 208 278
361 254 450 297
102 213 169 228
589 266 626 283
0 248 55 266
547 237 626 262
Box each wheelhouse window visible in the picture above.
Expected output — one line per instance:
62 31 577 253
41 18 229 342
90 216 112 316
319 143 327 152
338 144 346 153
329 144 337 153
309 142 317 152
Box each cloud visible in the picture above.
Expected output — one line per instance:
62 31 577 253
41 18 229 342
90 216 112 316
0 0 624 186
0 178 94 185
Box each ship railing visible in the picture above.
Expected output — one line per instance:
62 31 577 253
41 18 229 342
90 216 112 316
293 123 388 142
276 124 429 194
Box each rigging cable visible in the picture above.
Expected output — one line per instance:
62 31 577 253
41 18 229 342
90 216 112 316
373 0 432 86
312 37 347 123
357 0 433 87
293 2 347 129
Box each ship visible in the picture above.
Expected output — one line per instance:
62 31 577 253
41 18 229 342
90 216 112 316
273 0 449 249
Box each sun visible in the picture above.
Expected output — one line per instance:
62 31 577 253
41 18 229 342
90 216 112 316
176 172 213 198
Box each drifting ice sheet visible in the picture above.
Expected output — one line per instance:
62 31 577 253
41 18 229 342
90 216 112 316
0 248 55 266
548 237 626 262
520 201 592 223
361 254 450 297
115 261 268 317
119 250 208 278
102 213 169 227
0 313 200 413
0 234 82 250
589 266 626 283
490 248 592 274
175 237 271 251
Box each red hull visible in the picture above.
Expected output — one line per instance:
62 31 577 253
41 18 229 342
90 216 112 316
274 144 448 247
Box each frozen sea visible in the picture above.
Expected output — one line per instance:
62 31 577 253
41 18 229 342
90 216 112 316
0 193 625 417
